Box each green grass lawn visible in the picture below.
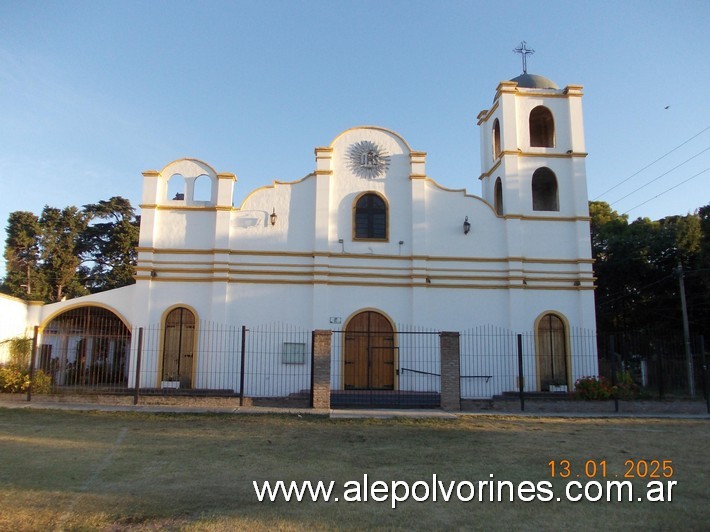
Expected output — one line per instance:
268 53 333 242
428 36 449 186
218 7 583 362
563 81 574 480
0 409 707 530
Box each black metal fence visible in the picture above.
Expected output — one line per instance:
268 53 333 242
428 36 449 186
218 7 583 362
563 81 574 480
135 321 313 406
461 326 707 399
29 320 314 406
598 331 708 400
20 316 709 412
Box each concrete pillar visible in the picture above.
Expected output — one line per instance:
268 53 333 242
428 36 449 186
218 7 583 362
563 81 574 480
440 331 461 410
311 330 332 409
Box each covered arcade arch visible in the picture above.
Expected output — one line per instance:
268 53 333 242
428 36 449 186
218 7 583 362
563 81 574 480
39 305 132 389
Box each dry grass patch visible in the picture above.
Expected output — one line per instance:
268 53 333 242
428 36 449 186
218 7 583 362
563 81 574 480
0 410 707 530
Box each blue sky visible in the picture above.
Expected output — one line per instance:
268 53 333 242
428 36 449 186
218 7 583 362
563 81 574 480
1 1 708 276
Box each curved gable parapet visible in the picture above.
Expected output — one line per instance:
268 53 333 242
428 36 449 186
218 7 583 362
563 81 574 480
328 126 417 188
141 158 235 208
420 176 499 217
235 173 316 211
158 158 219 180
329 125 414 153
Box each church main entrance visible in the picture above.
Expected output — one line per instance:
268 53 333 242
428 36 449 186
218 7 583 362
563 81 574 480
343 311 395 390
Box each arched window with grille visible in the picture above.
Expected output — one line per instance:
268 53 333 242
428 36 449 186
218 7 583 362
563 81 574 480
353 192 388 240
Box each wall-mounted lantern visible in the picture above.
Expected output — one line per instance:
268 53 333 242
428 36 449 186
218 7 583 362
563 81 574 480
463 216 471 235
270 208 278 226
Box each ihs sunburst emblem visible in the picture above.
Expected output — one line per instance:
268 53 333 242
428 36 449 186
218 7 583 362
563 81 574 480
347 140 390 179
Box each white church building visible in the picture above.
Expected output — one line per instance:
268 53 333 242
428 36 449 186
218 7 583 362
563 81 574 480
1 71 598 404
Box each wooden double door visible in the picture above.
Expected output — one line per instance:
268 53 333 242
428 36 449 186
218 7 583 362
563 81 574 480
344 311 395 390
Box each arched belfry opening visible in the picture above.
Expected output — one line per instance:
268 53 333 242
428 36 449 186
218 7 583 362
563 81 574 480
532 168 559 211
494 178 504 215
167 174 185 201
529 106 555 147
492 118 501 158
192 174 213 202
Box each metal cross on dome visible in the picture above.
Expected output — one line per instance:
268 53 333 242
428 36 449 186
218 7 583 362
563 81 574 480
513 41 535 74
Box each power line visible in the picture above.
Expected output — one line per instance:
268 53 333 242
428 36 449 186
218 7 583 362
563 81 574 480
596 268 710 309
593 125 710 200
622 167 710 214
609 146 710 206
596 273 675 309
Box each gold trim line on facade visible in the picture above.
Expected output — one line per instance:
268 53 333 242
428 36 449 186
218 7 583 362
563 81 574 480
135 246 595 265
478 151 588 180
139 204 233 212
136 259 595 279
138 266 586 281
479 84 583 124
134 274 595 290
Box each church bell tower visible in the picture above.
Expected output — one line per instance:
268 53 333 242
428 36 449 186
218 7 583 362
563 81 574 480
477 43 589 219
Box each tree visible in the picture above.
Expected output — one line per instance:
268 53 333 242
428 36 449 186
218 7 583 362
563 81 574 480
2 211 47 299
38 206 89 302
590 201 708 337
2 198 140 301
81 197 139 292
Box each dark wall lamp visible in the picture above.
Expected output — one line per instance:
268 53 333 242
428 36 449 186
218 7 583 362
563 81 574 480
463 216 471 235
270 208 278 226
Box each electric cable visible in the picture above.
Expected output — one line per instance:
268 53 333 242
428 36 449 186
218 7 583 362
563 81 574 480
622 167 710 214
609 146 710 206
593 125 710 200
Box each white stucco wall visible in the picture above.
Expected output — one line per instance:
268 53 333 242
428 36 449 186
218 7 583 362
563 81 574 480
0 294 35 364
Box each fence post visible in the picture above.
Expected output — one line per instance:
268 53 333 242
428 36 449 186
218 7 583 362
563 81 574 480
609 336 619 413
26 325 39 402
517 334 524 412
311 330 332 409
700 336 708 414
656 341 665 400
239 325 247 407
677 262 696 397
440 332 461 411
133 327 143 406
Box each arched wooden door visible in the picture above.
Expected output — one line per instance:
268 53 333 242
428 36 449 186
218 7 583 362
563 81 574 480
537 314 568 391
162 307 195 388
344 311 395 390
